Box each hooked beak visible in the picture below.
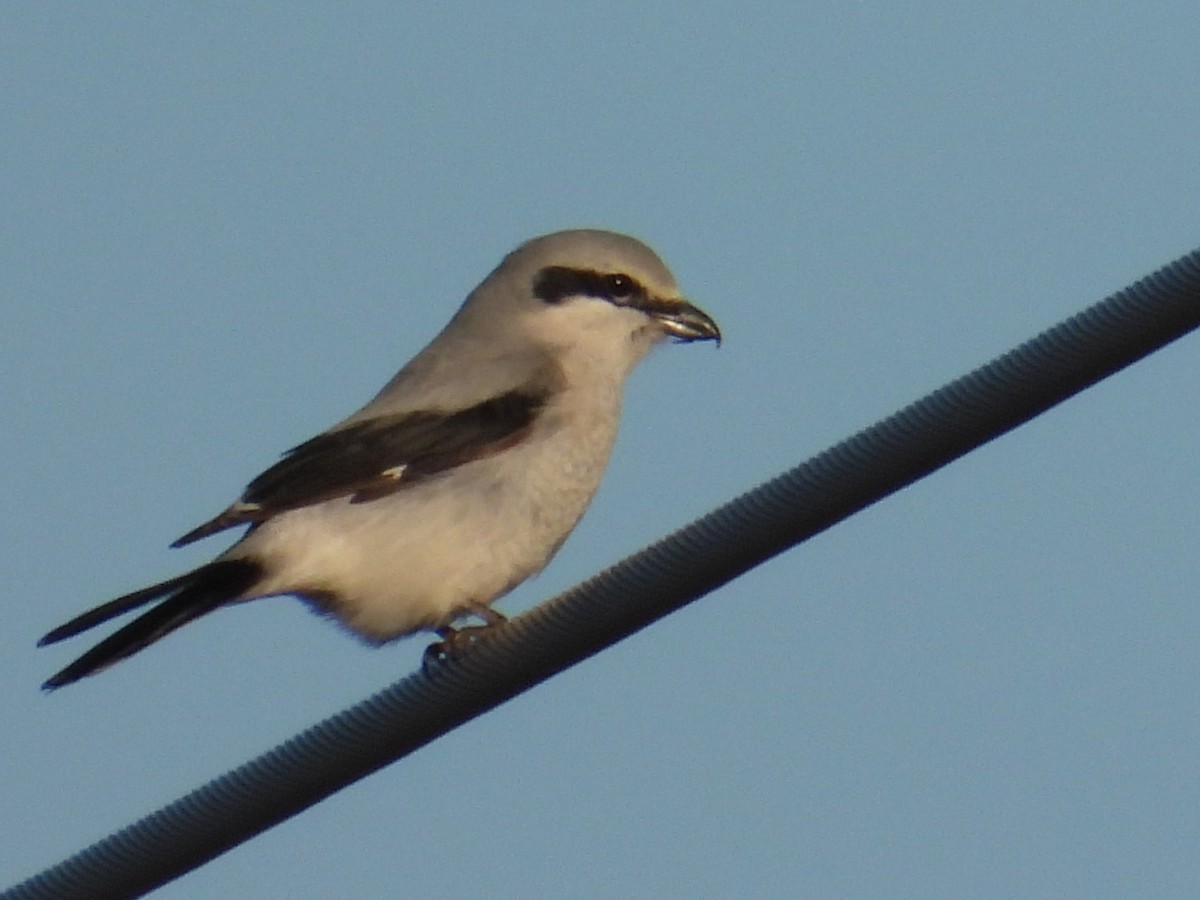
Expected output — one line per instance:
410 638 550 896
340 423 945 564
647 297 722 345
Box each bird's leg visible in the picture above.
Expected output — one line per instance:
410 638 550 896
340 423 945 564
421 605 508 670
470 604 508 628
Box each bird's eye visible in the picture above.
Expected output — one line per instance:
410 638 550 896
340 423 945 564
604 274 635 298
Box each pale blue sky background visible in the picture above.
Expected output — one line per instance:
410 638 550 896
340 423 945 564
5 4 1200 898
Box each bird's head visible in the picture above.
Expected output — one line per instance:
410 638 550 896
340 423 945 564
456 230 720 370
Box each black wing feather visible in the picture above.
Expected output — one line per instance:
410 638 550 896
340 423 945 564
172 388 549 547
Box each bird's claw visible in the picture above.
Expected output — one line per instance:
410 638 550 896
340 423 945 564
421 608 508 673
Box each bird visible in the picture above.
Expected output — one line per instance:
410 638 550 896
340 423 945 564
39 229 721 690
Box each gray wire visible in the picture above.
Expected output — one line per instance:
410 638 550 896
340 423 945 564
7 246 1200 899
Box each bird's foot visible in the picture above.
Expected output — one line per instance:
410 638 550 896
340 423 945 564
421 606 508 672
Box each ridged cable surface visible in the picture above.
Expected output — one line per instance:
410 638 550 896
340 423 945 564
7 248 1200 899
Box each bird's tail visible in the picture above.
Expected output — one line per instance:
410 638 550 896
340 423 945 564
39 559 262 690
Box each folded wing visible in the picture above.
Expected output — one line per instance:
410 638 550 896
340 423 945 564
172 388 550 547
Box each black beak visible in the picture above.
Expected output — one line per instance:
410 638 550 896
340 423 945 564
649 298 722 345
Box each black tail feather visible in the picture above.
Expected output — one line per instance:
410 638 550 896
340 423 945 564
41 559 262 690
39 570 202 646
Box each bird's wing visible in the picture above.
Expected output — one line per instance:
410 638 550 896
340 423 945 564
172 387 550 547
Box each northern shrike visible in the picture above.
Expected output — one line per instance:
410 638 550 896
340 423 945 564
40 229 720 689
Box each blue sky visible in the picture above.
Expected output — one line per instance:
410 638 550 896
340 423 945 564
5 4 1200 897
